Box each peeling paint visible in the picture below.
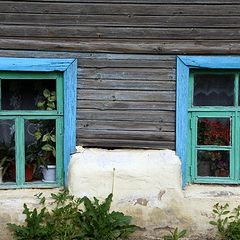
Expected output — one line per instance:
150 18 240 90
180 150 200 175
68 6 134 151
135 198 149 206
158 190 166 201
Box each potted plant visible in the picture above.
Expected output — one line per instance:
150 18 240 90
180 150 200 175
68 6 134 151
34 88 57 182
33 128 56 182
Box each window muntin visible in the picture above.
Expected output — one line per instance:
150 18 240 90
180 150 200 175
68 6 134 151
0 72 63 188
189 70 240 184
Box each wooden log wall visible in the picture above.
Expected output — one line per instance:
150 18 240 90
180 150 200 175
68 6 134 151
0 1 239 149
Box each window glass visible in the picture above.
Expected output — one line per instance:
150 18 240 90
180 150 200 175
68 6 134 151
1 79 56 110
0 120 16 183
197 118 230 146
193 74 234 106
197 150 230 177
25 119 56 182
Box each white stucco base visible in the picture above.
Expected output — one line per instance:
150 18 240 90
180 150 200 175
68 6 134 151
1 147 240 239
68 148 240 239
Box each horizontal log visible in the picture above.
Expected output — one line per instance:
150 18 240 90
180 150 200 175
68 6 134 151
0 26 239 40
0 49 176 68
77 101 175 111
0 3 239 15
77 59 175 68
0 38 239 54
1 15 240 27
13 0 240 4
78 68 175 81
77 89 175 102
78 79 175 91
77 120 175 132
77 129 175 141
77 110 175 122
77 138 175 150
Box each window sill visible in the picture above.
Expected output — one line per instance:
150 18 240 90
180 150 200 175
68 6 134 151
184 184 240 199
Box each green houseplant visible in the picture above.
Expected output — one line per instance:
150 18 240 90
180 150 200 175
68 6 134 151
17 88 57 182
35 88 56 182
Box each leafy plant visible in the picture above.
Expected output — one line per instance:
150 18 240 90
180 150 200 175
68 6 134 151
37 89 56 111
79 193 136 240
35 88 56 165
24 88 57 173
210 203 240 240
7 190 136 240
7 204 52 240
162 228 187 240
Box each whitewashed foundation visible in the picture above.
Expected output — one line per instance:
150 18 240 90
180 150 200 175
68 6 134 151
1 147 240 240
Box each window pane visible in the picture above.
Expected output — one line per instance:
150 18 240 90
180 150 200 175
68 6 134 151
0 120 16 183
1 80 56 110
197 150 230 177
193 74 234 106
198 118 230 146
25 119 56 182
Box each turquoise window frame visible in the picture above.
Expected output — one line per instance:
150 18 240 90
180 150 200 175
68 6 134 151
0 57 77 188
176 56 240 187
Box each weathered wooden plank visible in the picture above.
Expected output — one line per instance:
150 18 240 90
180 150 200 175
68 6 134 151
77 101 175 111
77 59 175 68
0 26 239 40
1 15 240 27
0 49 176 68
78 68 175 80
15 0 240 4
0 38 239 54
0 3 240 15
78 129 175 141
77 138 175 150
78 79 175 91
0 50 174 61
77 110 175 122
77 89 175 102
77 120 174 132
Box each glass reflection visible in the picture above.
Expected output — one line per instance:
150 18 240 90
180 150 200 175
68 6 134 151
193 74 234 106
0 120 15 183
2 80 56 110
197 150 229 177
25 120 56 182
198 118 230 146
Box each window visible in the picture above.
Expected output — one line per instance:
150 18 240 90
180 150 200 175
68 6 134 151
176 56 240 187
0 58 77 188
189 71 240 184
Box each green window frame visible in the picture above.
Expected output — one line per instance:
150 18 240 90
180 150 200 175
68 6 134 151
188 70 240 184
0 71 64 188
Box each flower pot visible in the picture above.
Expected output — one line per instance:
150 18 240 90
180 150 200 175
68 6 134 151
11 164 34 182
42 165 56 182
0 167 3 183
25 165 34 182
